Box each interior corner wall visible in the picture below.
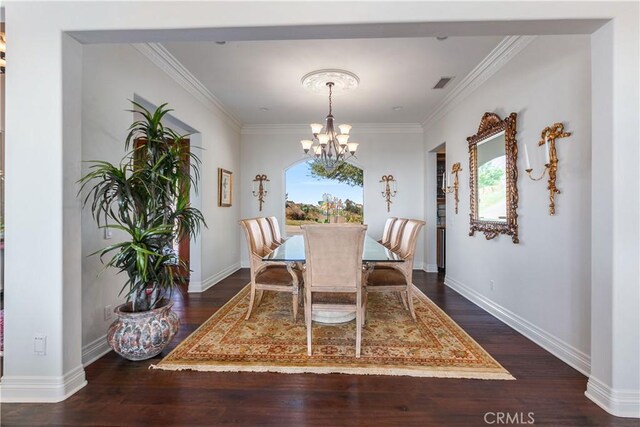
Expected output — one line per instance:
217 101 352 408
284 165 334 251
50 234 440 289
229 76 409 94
239 129 425 268
80 44 241 353
423 35 592 371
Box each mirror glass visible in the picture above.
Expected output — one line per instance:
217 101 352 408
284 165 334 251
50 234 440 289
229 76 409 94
467 112 519 243
476 131 506 222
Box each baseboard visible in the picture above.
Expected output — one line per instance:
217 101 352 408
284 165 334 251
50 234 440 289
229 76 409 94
82 334 111 367
0 365 87 402
586 376 640 418
188 262 241 293
444 275 591 376
241 260 250 268
423 264 438 273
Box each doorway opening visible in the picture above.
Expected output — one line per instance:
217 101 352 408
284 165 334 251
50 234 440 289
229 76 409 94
285 160 364 236
434 143 447 272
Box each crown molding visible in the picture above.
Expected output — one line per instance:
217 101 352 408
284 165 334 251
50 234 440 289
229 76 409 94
421 35 536 129
133 36 535 135
241 123 424 135
132 43 243 131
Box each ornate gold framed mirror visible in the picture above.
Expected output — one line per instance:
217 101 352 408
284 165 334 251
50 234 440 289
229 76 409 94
467 112 519 243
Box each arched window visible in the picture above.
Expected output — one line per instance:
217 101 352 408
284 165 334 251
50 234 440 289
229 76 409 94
285 161 363 235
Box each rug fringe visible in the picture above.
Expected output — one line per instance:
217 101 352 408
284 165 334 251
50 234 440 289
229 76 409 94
149 362 514 380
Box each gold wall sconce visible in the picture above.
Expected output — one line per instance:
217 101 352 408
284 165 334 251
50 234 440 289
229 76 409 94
523 123 572 215
380 175 397 212
252 174 269 211
442 162 462 214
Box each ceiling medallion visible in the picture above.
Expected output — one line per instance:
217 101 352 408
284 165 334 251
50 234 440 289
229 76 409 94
301 69 360 95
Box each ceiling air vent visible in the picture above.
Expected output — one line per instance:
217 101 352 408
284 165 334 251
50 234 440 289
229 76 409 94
433 77 454 89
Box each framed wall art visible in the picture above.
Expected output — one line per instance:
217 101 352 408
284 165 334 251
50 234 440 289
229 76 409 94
218 168 233 207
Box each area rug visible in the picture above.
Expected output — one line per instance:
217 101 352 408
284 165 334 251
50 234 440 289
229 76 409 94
151 284 514 380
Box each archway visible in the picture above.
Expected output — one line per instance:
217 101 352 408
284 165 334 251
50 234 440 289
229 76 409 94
284 160 364 236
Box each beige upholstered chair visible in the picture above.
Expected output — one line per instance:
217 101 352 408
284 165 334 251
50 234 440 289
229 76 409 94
257 217 280 250
266 216 286 244
385 218 408 251
301 224 367 357
240 218 301 321
365 219 425 321
378 217 397 246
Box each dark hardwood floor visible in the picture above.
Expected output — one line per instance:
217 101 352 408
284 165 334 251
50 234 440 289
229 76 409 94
1 270 635 426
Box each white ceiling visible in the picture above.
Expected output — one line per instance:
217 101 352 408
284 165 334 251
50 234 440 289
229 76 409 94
163 36 504 125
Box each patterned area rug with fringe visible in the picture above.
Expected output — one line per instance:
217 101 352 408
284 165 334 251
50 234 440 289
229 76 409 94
152 284 514 380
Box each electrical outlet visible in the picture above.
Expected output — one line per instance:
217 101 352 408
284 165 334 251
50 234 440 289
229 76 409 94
104 227 113 240
34 335 47 355
490 280 495 291
104 305 114 321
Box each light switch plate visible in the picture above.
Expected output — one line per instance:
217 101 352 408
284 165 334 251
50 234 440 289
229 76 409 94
34 335 47 355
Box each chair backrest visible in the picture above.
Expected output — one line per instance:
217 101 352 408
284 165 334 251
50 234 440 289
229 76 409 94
381 217 397 246
396 219 425 266
240 218 268 259
387 218 408 249
257 217 277 248
266 216 283 242
302 224 367 290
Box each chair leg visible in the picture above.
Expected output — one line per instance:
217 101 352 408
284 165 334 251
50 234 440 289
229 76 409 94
406 285 417 321
292 291 299 323
255 289 264 308
356 292 362 358
245 283 257 320
399 291 409 310
362 289 368 326
305 293 312 356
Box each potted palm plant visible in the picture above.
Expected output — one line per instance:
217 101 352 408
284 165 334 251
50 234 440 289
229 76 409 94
79 101 206 361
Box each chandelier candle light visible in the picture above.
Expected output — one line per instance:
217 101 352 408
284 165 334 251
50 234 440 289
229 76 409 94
252 174 269 211
300 70 360 172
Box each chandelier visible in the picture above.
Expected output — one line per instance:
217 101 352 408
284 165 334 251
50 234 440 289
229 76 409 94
300 80 359 172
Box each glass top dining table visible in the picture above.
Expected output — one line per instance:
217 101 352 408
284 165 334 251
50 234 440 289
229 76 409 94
262 234 403 263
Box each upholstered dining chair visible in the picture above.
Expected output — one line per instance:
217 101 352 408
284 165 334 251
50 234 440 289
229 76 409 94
257 217 280 250
240 218 302 321
301 224 367 357
266 216 286 245
378 217 397 247
365 219 425 321
385 218 408 251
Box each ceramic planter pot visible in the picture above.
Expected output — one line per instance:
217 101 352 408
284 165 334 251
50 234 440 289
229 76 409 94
107 299 179 361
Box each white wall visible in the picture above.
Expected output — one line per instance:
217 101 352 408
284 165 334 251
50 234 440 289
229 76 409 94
80 44 241 355
240 126 425 267
2 1 637 415
424 35 592 367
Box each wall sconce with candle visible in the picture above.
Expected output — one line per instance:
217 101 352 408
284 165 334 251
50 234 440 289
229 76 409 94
380 175 397 212
252 174 270 211
523 123 572 215
442 162 462 214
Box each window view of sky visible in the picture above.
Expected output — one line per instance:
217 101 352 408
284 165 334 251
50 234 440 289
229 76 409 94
286 162 363 204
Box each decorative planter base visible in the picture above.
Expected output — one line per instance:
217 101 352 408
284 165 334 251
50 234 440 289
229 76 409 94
107 300 179 361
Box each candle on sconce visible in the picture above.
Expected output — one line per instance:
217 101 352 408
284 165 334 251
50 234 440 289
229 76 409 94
442 172 446 190
544 136 550 165
524 145 531 170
